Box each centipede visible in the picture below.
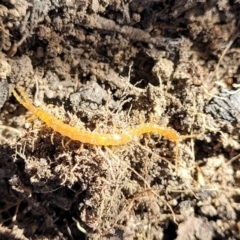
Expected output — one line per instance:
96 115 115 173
11 86 203 168
12 87 183 145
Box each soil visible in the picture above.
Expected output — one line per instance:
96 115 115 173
0 0 240 239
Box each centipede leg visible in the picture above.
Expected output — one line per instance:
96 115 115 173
63 138 72 148
61 138 67 148
51 133 54 145
76 143 83 154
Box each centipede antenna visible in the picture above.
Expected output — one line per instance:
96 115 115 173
17 87 32 104
12 89 25 106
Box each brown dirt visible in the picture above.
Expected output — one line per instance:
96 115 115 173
0 0 240 239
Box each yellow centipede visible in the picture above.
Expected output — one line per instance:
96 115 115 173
12 87 181 146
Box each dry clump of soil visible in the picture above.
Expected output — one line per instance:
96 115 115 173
0 0 240 239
